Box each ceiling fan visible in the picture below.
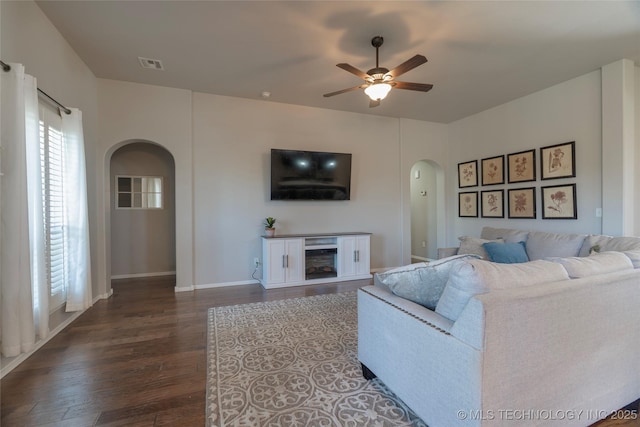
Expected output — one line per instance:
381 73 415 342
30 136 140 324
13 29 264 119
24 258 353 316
323 36 433 108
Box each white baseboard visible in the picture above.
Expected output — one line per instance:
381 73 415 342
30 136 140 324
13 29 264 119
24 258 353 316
111 271 176 280
174 284 195 292
93 288 114 303
194 279 260 290
1 309 84 379
1 289 116 379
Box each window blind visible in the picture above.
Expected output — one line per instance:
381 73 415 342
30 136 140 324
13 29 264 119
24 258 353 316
39 106 67 311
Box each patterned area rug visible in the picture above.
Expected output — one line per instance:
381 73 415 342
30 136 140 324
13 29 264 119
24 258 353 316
206 291 427 426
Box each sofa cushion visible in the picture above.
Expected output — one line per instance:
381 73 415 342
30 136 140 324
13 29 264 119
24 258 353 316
483 241 529 264
525 231 586 260
579 235 640 256
375 254 481 310
623 250 640 268
458 236 503 259
480 227 529 243
547 251 634 278
435 259 570 321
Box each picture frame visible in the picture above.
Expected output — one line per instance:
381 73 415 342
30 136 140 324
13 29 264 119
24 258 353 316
541 184 577 219
507 149 536 183
458 160 478 188
507 187 536 219
481 190 504 218
540 141 575 180
481 155 504 186
459 192 478 217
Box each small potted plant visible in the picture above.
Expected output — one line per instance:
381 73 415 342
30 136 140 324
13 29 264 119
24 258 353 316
264 217 276 237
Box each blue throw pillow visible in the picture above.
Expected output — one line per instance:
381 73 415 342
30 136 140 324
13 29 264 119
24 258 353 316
482 241 529 264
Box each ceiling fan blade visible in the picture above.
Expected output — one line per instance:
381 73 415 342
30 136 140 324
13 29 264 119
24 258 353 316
393 81 434 92
323 84 367 98
385 55 427 79
336 63 372 81
369 99 381 108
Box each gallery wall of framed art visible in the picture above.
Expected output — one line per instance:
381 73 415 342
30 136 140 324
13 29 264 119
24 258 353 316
458 141 577 220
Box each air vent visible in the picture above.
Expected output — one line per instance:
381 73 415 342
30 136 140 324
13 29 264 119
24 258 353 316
138 57 164 70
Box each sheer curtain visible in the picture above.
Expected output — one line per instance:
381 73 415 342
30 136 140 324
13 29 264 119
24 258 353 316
0 63 48 357
61 109 92 312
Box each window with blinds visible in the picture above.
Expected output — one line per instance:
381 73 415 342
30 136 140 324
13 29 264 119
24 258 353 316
39 105 67 311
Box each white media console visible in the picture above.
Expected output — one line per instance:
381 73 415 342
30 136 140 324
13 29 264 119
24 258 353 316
260 232 371 289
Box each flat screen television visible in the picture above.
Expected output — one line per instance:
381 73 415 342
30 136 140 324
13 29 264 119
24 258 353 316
271 149 352 200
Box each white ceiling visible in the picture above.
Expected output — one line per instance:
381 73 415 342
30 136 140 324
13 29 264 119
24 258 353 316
36 1 640 123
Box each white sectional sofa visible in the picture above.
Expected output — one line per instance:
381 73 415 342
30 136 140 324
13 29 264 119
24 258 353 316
358 227 640 426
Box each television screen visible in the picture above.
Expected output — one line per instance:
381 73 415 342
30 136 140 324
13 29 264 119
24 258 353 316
271 149 352 200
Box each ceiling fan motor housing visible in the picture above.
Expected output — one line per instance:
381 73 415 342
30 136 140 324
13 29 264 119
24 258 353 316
367 67 391 81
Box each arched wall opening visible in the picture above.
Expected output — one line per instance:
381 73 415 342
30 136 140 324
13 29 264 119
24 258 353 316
105 140 176 283
409 159 445 261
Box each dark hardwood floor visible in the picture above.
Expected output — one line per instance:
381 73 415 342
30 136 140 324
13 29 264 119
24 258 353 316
0 277 366 426
1 276 638 426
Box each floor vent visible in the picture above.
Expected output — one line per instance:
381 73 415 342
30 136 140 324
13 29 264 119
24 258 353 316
138 57 164 70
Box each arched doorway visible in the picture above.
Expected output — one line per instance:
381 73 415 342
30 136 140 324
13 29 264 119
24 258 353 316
109 141 176 281
410 160 442 262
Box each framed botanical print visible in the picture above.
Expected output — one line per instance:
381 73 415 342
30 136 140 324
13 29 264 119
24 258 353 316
508 187 536 219
481 190 504 218
458 160 478 188
481 155 504 186
459 192 478 217
507 149 536 183
540 141 575 180
541 184 577 219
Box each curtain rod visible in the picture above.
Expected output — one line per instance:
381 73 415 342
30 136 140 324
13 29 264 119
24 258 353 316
1 59 71 115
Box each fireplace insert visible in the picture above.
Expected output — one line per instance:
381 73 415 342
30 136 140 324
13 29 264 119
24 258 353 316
305 248 338 280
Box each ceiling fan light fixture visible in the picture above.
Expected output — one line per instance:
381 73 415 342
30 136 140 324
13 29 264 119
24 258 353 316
364 82 392 101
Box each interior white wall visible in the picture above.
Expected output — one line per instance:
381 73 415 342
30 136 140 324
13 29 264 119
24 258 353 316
97 79 193 291
110 143 176 277
192 93 409 285
1 0 101 298
96 85 449 288
447 71 603 245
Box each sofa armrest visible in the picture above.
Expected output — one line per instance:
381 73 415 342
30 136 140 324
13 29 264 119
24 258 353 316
438 247 459 259
358 286 482 426
358 285 453 332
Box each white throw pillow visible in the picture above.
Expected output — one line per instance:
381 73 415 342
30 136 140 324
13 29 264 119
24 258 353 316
458 236 503 259
376 254 481 310
546 251 634 278
435 259 570 321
